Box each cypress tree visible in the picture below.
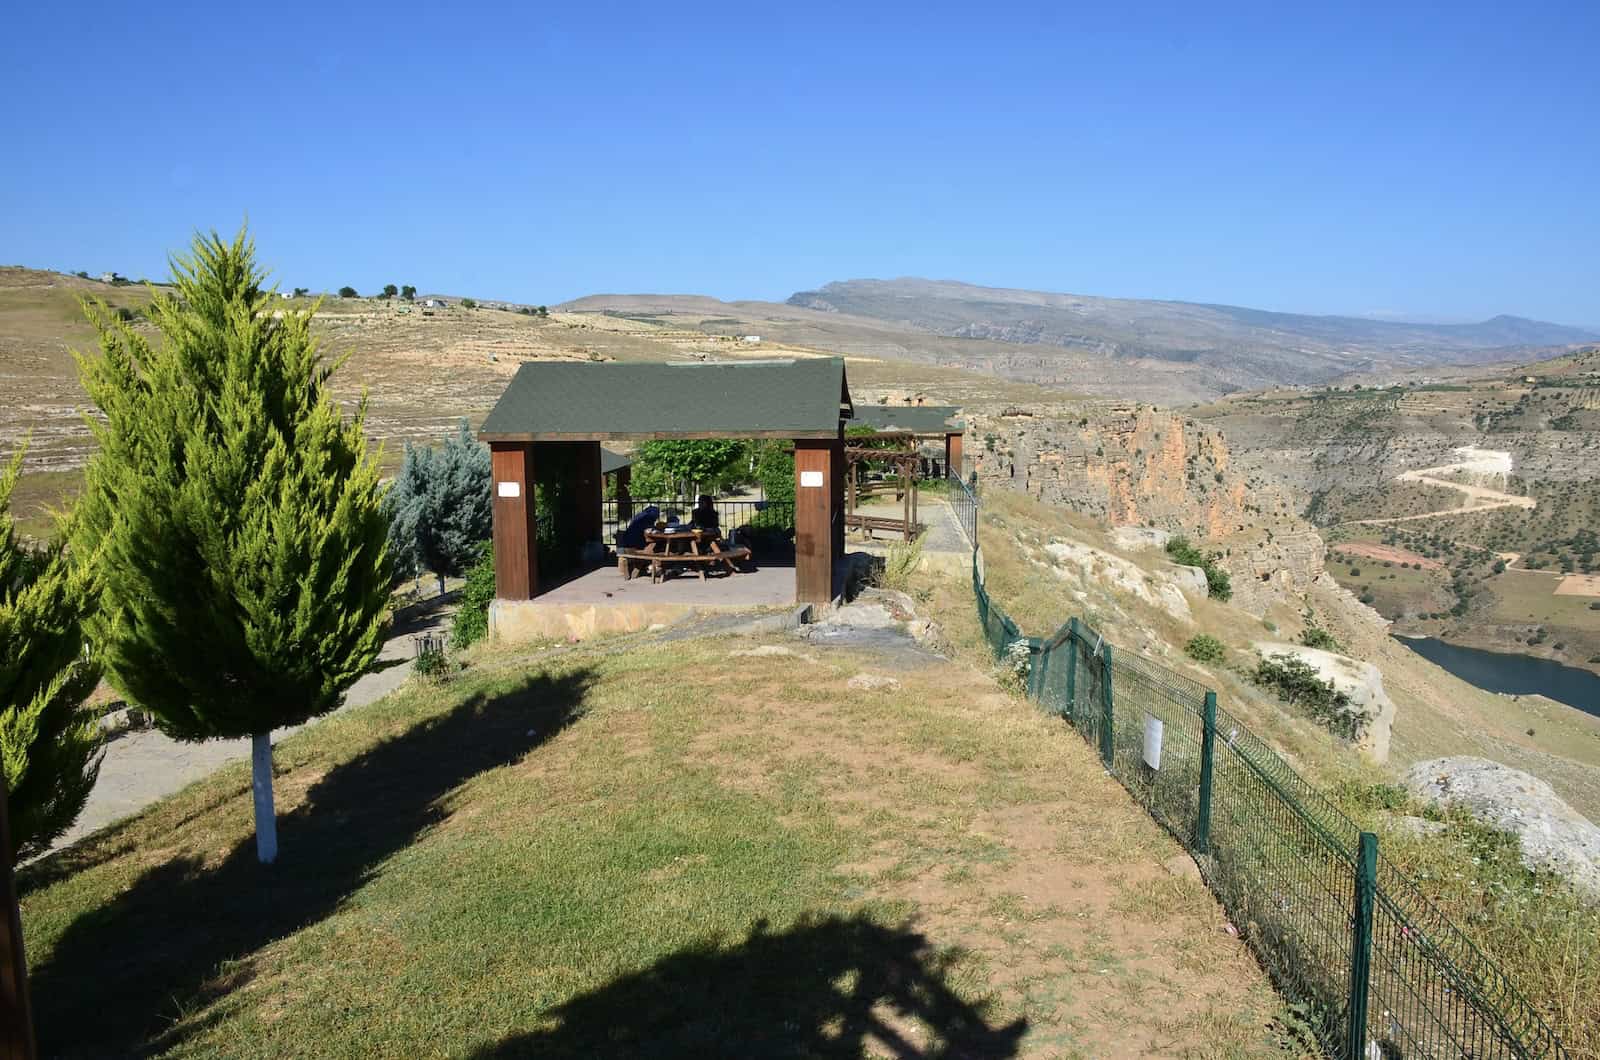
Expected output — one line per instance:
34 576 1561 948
72 227 391 864
0 448 103 859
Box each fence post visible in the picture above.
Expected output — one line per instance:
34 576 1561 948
1345 832 1378 1060
1064 619 1080 723
1027 637 1048 701
1196 690 1217 855
1099 642 1115 768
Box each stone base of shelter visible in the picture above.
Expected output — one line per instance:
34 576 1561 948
490 597 790 644
488 561 804 644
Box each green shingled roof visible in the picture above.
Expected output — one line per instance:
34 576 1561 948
852 404 963 434
600 447 632 475
479 358 852 441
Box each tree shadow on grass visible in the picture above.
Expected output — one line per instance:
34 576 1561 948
473 914 1027 1059
24 667 593 1058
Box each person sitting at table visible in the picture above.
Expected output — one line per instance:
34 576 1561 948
617 505 660 551
662 510 683 529
691 495 719 531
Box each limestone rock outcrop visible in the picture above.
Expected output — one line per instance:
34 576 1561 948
1042 540 1193 622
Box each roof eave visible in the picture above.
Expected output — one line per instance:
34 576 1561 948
480 428 842 443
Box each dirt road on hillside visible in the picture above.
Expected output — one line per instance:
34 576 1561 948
1340 446 1535 527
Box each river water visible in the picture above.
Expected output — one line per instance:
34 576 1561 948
1396 636 1600 718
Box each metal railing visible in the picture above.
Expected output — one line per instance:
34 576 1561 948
967 523 1567 1058
947 470 977 549
602 498 794 542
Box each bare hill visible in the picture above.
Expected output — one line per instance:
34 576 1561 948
787 277 1599 388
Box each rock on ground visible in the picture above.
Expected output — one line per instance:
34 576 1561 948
1253 642 1396 763
1042 540 1191 623
1164 563 1209 597
847 672 901 691
1404 756 1600 899
1110 527 1172 552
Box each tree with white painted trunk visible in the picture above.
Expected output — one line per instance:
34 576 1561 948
71 226 391 863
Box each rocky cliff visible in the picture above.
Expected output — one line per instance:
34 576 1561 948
963 403 1361 617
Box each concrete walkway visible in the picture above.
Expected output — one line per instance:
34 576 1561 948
50 599 454 854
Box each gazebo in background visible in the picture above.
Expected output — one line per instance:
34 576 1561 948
851 405 965 479
478 359 853 609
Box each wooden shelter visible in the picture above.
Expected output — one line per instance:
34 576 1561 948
852 405 965 478
478 359 853 605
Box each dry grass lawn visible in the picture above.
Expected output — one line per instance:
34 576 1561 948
20 618 1291 1058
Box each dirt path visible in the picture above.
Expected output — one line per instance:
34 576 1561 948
48 598 454 854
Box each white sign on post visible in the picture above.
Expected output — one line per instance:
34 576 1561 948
799 470 824 487
1143 715 1164 771
496 481 521 498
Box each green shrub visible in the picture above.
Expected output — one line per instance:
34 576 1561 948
1300 624 1342 653
413 645 450 679
1184 634 1226 663
1165 536 1232 601
449 542 495 649
878 536 924 593
1253 653 1357 739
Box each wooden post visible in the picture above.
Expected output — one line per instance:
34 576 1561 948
615 466 633 523
573 441 604 555
795 437 839 604
490 442 538 600
946 432 963 479
847 459 856 522
910 468 919 533
831 424 846 559
0 788 37 1060
901 459 911 541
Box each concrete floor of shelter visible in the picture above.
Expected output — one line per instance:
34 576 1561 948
536 560 798 607
491 560 804 643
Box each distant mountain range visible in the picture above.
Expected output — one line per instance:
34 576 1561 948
787 278 1599 374
561 278 1600 404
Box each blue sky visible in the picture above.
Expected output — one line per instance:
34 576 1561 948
3 1 1596 324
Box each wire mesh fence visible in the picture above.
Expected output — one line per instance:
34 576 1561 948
966 549 1568 1059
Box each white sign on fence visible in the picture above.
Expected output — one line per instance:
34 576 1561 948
1143 715 1164 771
496 481 521 498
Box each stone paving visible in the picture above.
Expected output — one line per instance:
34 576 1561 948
49 599 453 854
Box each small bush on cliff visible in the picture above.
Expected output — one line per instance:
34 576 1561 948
1164 536 1232 601
1253 653 1356 739
1184 634 1225 663
1300 622 1342 653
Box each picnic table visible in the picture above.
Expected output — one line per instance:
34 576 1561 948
617 527 751 583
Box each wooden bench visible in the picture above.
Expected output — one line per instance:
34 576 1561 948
845 514 922 541
620 547 752 582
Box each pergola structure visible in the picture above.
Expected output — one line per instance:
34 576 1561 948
845 431 922 542
851 405 965 478
478 359 853 605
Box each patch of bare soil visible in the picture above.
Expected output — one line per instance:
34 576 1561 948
686 639 1286 1057
1332 543 1442 570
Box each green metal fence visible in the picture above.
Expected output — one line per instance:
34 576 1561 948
968 550 1568 1059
